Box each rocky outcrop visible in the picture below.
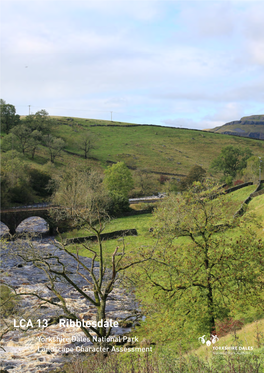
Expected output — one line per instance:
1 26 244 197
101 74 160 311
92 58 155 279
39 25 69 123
222 129 264 139
223 120 264 127
214 115 264 139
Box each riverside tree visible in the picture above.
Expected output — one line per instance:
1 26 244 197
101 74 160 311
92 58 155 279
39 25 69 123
103 162 134 214
131 181 264 341
0 150 53 206
0 150 33 206
104 162 134 199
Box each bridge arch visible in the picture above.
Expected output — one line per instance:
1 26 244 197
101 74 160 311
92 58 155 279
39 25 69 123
0 209 57 236
16 216 49 234
0 222 10 236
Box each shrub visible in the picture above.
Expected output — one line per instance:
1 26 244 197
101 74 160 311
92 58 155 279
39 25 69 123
216 318 244 338
234 179 244 187
9 183 34 204
28 168 53 197
179 165 206 191
107 193 130 216
158 175 170 185
225 175 233 186
0 284 19 317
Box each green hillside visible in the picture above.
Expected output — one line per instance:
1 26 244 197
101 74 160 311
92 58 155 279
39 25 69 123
2 114 264 207
2 115 264 178
45 116 264 176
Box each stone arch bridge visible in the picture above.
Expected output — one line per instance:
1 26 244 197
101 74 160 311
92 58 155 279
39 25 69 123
1 206 58 235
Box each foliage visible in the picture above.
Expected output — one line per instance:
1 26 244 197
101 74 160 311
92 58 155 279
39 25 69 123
51 168 108 222
77 132 98 159
233 179 244 186
225 175 233 186
158 174 170 185
51 167 131 222
10 125 35 154
0 99 20 133
104 162 134 199
107 194 130 216
134 169 159 196
242 156 262 183
8 184 34 204
1 133 19 152
43 134 66 163
1 107 57 159
0 151 33 206
2 126 43 158
160 177 179 194
210 145 253 181
179 165 206 191
0 284 20 317
25 109 52 133
129 181 264 340
58 349 264 373
28 168 53 197
215 317 244 338
0 151 54 206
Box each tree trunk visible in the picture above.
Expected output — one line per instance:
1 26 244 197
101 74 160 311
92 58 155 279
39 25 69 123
207 282 216 335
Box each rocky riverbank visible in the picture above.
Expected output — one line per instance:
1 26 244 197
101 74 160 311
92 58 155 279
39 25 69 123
0 218 138 372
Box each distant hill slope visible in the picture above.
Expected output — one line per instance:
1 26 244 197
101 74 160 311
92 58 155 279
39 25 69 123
3 115 263 182
45 116 264 176
212 115 264 139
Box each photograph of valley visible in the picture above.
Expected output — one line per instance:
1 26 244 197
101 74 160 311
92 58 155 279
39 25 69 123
1 1 264 372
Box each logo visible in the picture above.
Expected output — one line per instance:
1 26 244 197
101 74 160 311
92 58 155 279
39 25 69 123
198 334 219 346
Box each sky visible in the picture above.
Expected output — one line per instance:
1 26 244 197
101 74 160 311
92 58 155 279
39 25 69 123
0 0 264 130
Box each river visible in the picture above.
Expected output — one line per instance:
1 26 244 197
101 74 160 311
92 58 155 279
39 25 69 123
0 218 138 372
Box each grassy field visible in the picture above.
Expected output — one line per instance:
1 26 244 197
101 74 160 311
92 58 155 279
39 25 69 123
247 193 264 239
61 213 155 266
62 183 261 264
7 115 262 179
228 184 257 201
50 117 264 176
